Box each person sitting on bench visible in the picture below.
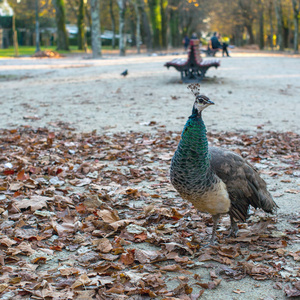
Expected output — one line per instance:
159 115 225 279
210 32 221 51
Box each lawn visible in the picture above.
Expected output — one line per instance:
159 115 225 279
0 45 115 57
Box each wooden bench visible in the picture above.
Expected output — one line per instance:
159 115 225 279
164 40 220 82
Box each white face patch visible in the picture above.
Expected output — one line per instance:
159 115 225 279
194 101 212 112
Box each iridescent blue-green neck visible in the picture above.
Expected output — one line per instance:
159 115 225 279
178 110 210 171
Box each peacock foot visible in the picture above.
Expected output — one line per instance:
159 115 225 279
226 227 238 238
227 216 238 238
202 235 219 248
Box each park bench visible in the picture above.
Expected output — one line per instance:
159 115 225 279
164 40 220 82
201 47 219 57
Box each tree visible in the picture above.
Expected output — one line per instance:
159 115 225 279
258 0 265 49
133 0 141 53
148 0 161 49
91 0 101 57
268 0 275 49
109 0 117 49
53 0 70 50
160 0 167 48
168 0 180 47
238 0 255 44
140 0 153 51
291 0 300 53
274 0 284 50
117 0 127 56
77 0 85 50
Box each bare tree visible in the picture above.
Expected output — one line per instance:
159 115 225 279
91 0 102 57
291 0 300 53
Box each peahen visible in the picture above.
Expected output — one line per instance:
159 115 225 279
170 84 278 244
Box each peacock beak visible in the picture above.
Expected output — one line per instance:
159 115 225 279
206 99 214 105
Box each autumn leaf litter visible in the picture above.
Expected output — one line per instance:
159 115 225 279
0 126 299 299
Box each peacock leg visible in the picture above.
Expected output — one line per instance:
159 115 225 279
228 215 238 237
210 214 220 244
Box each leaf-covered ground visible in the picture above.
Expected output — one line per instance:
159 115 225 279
0 126 299 299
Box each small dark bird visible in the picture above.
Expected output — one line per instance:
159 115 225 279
121 69 128 77
170 84 278 244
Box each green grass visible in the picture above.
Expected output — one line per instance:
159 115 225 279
0 45 120 57
0 45 116 57
0 45 84 57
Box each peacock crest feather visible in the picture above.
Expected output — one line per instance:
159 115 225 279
187 83 201 97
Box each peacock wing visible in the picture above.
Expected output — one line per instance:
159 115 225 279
209 147 277 222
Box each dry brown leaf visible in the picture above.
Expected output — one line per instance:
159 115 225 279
97 209 120 223
59 267 80 276
120 249 135 265
0 237 17 247
134 249 160 264
15 196 50 211
71 273 91 289
196 279 221 289
96 238 113 253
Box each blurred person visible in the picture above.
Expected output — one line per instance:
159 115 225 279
210 32 221 50
182 35 190 51
191 32 198 40
218 34 230 57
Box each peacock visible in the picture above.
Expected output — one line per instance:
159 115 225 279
170 84 278 244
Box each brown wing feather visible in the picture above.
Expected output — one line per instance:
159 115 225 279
209 147 278 222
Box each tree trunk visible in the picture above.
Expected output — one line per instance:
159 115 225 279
129 4 136 46
134 0 141 54
269 1 274 50
91 0 102 57
77 0 85 50
140 0 152 51
160 0 167 48
117 0 126 56
233 25 244 46
245 24 255 44
283 25 289 48
53 0 69 51
274 0 284 50
258 0 264 49
148 0 161 49
35 0 40 52
291 0 300 53
109 0 116 49
169 5 180 47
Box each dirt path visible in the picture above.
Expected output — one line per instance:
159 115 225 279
0 51 299 134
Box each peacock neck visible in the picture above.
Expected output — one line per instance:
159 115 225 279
179 111 211 172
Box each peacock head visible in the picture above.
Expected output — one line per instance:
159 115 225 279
187 84 214 115
192 95 214 115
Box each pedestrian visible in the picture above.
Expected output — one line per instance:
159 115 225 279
182 35 190 51
191 32 198 40
218 34 230 57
